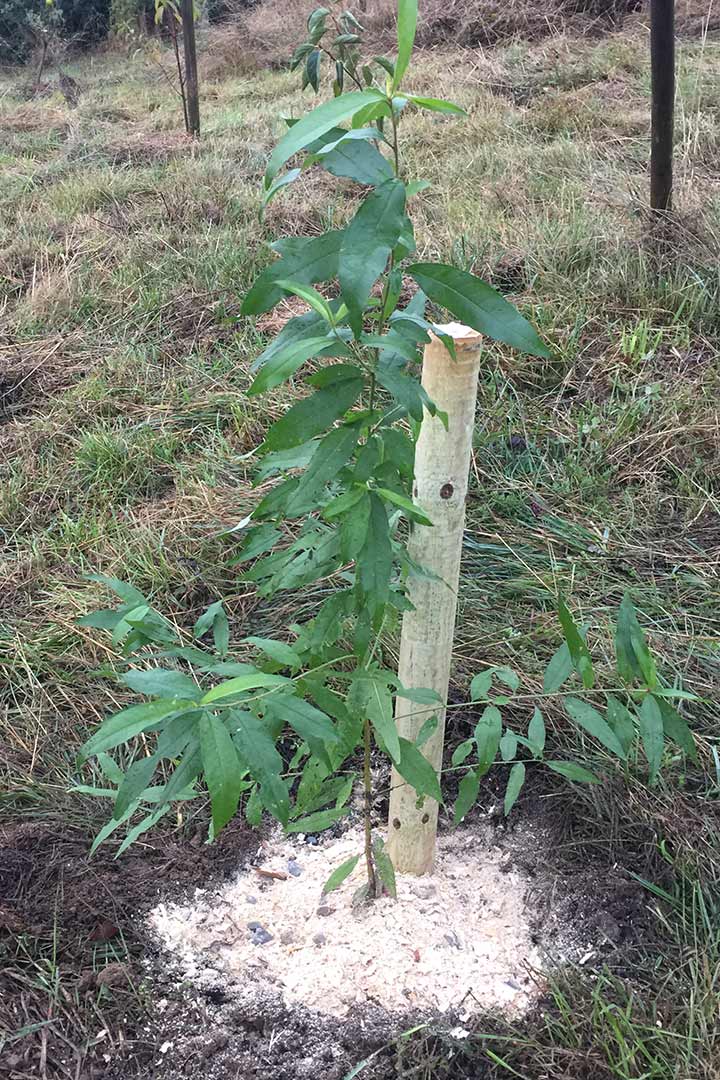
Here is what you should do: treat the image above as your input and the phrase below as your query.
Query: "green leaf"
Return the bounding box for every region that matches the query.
[228,523,282,565]
[243,636,301,669]
[356,492,392,616]
[453,769,480,824]
[261,168,301,210]
[265,91,381,184]
[557,599,594,689]
[78,695,180,764]
[113,754,158,819]
[194,600,230,658]
[242,231,344,317]
[201,672,289,704]
[275,279,336,324]
[375,359,434,422]
[469,671,493,701]
[376,486,432,526]
[199,712,243,832]
[494,666,520,692]
[86,574,146,606]
[323,854,361,894]
[396,737,442,801]
[263,366,364,451]
[230,710,289,824]
[266,695,339,769]
[305,48,321,92]
[564,697,627,760]
[121,668,200,701]
[499,730,518,763]
[286,806,349,833]
[543,642,573,693]
[407,263,550,357]
[474,705,503,773]
[366,677,400,762]
[339,179,407,337]
[606,694,636,756]
[616,593,657,688]
[372,836,397,898]
[657,698,697,761]
[392,0,417,91]
[285,424,360,517]
[339,491,372,561]
[315,134,393,186]
[546,760,599,784]
[248,334,353,396]
[415,713,438,748]
[637,694,664,785]
[406,94,465,115]
[452,739,474,767]
[504,762,525,815]
[527,707,546,757]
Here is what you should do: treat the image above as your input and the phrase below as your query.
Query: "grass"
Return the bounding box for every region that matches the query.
[1,16,720,1080]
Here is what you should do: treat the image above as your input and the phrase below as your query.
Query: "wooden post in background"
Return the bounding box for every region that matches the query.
[181,0,200,138]
[650,0,675,212]
[387,326,482,876]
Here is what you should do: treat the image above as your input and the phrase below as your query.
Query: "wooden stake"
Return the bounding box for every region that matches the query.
[181,0,200,138]
[387,325,482,876]
[650,0,675,212]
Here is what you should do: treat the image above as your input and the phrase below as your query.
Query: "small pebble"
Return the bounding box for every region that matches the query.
[305,835,319,846]
[246,895,257,905]
[247,921,262,931]
[312,932,326,946]
[287,859,303,877]
[280,930,296,945]
[251,927,274,946]
[316,905,334,917]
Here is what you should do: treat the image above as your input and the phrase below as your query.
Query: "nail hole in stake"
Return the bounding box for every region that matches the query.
[392,818,401,830]
[421,813,430,825]
[440,483,454,500]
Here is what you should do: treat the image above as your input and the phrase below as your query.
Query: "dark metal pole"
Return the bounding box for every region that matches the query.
[650,0,675,212]
[181,0,200,138]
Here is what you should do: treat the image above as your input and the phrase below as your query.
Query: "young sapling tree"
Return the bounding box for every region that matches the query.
[76,0,698,896]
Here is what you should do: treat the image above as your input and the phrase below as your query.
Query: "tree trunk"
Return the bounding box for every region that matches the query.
[387,326,482,876]
[650,0,675,212]
[181,0,200,138]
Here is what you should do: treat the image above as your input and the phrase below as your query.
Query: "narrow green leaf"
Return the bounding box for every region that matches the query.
[527,707,546,756]
[265,91,381,184]
[199,712,243,833]
[451,739,474,767]
[606,694,636,756]
[261,168,301,210]
[266,695,339,769]
[543,642,573,693]
[558,599,595,689]
[113,754,158,819]
[286,806,349,833]
[637,694,664,785]
[564,697,627,760]
[323,854,361,894]
[275,279,335,324]
[392,0,417,91]
[453,769,480,824]
[376,486,433,526]
[499,730,518,763]
[396,737,442,801]
[339,179,407,337]
[201,672,289,704]
[264,366,364,451]
[406,94,465,115]
[231,710,289,824]
[657,698,697,762]
[367,677,400,762]
[242,231,344,317]
[407,263,550,357]
[504,762,526,815]
[78,701,182,763]
[121,668,200,701]
[616,592,657,688]
[469,670,493,701]
[243,636,301,670]
[248,334,353,396]
[356,492,392,616]
[546,760,600,784]
[285,424,360,517]
[474,705,502,773]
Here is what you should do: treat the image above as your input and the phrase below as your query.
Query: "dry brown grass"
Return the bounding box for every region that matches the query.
[240,0,644,66]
